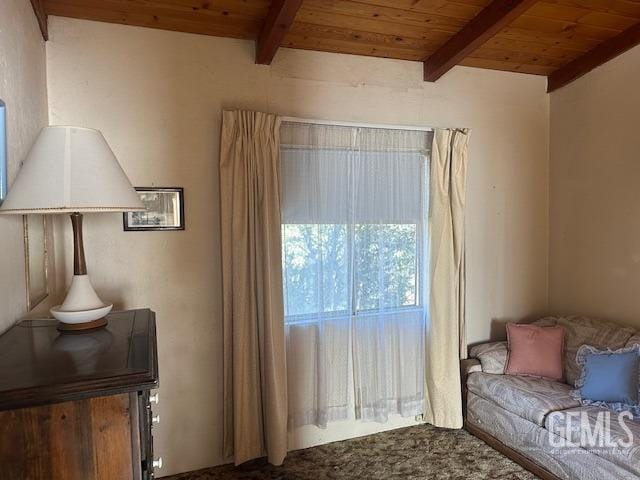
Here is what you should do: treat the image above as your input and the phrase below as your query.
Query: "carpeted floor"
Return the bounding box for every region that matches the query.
[163,425,538,479]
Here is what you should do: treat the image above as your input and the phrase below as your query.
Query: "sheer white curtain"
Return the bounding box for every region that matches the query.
[280,121,431,428]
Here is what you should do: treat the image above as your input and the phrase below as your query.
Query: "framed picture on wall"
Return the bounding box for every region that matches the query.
[123,187,185,231]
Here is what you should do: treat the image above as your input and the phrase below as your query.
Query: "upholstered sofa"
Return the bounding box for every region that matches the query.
[462,316,640,480]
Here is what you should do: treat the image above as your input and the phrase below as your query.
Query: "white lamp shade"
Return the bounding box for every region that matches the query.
[0,126,144,214]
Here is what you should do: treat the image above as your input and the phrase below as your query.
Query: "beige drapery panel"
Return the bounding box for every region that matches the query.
[424,128,470,429]
[220,110,288,466]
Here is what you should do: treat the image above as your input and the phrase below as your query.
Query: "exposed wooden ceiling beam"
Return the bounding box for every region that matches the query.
[30,0,48,41]
[423,0,537,82]
[547,22,640,93]
[256,0,304,65]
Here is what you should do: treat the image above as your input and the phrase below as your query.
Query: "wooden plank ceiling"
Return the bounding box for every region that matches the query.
[40,0,640,91]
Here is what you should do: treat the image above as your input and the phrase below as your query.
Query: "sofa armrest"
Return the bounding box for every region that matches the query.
[469,341,507,374]
[460,358,481,419]
[461,358,481,384]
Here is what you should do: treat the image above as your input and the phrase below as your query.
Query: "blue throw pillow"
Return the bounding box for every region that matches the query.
[573,344,640,417]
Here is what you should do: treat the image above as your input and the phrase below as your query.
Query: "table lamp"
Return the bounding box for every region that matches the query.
[0,126,144,331]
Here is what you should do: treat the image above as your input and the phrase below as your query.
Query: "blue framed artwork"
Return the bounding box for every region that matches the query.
[0,100,6,202]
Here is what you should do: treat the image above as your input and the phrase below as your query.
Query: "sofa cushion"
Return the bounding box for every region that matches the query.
[534,316,636,387]
[468,393,638,480]
[467,363,482,374]
[545,406,640,477]
[467,372,580,426]
[574,345,640,417]
[469,341,507,374]
[626,333,640,348]
[505,323,565,380]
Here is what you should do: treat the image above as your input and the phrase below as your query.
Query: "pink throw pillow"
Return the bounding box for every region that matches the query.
[505,323,565,381]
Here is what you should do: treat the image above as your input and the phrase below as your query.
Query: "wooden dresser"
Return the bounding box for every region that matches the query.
[0,309,160,480]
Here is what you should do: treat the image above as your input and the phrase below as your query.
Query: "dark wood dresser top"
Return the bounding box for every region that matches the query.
[0,308,158,411]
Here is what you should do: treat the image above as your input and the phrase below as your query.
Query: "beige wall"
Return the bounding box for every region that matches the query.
[550,45,640,328]
[46,16,549,476]
[0,0,50,332]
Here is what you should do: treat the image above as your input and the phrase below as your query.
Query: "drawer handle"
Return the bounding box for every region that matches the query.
[149,393,159,405]
[152,457,163,470]
[152,414,160,425]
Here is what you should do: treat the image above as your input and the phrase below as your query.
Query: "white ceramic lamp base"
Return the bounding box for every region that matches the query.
[51,274,112,331]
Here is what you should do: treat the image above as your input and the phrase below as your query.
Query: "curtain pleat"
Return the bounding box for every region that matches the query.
[220,110,288,466]
[424,128,470,429]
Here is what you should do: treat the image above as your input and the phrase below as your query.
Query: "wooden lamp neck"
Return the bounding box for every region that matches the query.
[70,212,87,276]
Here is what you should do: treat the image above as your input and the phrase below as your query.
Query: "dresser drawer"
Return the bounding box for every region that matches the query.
[0,394,135,479]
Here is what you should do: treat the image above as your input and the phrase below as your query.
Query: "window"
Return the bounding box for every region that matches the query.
[282,223,349,317]
[353,222,419,312]
[281,121,432,427]
[0,100,6,201]
[282,222,420,319]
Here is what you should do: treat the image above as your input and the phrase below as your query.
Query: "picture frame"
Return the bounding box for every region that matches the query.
[123,187,185,231]
[23,214,49,310]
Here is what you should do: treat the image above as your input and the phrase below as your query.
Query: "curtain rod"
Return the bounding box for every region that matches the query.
[280,116,434,133]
